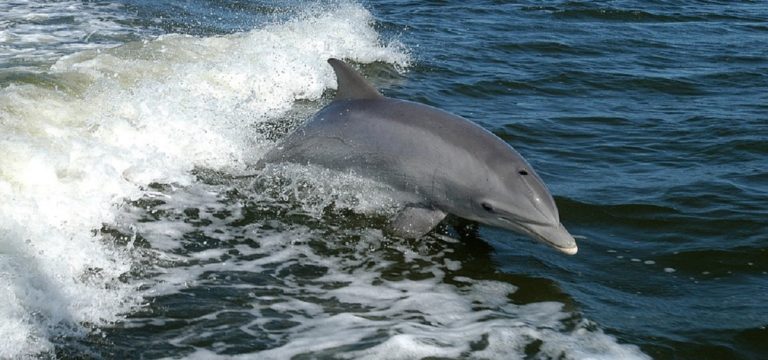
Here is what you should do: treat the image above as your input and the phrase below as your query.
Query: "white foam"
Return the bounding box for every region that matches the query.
[124,185,647,360]
[0,2,407,358]
[0,0,137,69]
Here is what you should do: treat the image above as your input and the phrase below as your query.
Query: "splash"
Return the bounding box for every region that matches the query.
[115,180,649,359]
[0,2,407,358]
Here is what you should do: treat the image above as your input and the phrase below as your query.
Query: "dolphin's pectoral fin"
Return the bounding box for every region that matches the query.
[388,206,446,238]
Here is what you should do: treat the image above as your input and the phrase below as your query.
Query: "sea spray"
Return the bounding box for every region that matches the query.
[0,3,407,357]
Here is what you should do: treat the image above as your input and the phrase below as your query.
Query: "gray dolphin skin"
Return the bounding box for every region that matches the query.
[260,59,578,255]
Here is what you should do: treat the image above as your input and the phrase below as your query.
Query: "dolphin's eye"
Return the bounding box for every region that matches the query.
[518,170,529,176]
[481,203,494,212]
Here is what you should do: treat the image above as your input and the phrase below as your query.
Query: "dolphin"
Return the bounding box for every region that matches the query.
[260,59,578,255]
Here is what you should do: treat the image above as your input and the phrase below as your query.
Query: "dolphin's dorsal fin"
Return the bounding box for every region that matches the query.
[328,58,383,101]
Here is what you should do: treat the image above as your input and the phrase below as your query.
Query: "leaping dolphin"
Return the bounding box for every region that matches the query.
[260,59,578,255]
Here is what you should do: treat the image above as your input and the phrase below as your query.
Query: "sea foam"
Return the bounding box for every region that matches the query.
[0,3,406,358]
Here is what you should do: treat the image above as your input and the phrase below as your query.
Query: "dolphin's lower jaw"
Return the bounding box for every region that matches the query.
[528,223,578,255]
[499,218,579,255]
[551,240,579,255]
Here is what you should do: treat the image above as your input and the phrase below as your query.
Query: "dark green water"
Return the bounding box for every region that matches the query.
[1,1,766,359]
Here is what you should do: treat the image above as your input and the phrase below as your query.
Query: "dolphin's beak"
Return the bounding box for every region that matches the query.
[525,222,579,255]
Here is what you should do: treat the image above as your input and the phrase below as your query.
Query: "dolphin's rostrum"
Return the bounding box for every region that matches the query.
[260,59,578,255]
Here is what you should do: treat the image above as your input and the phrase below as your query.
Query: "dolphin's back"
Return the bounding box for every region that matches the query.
[262,57,520,186]
[262,97,521,204]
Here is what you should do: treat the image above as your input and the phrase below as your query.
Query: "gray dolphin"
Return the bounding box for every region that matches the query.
[260,59,578,255]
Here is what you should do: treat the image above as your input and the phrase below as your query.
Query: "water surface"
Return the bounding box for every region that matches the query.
[0,1,766,359]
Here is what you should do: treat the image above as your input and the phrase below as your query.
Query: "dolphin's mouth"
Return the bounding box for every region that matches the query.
[550,242,578,255]
[498,217,579,255]
[498,214,550,227]
[526,222,578,255]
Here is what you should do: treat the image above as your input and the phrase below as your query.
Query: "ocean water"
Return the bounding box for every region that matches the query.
[0,0,765,359]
